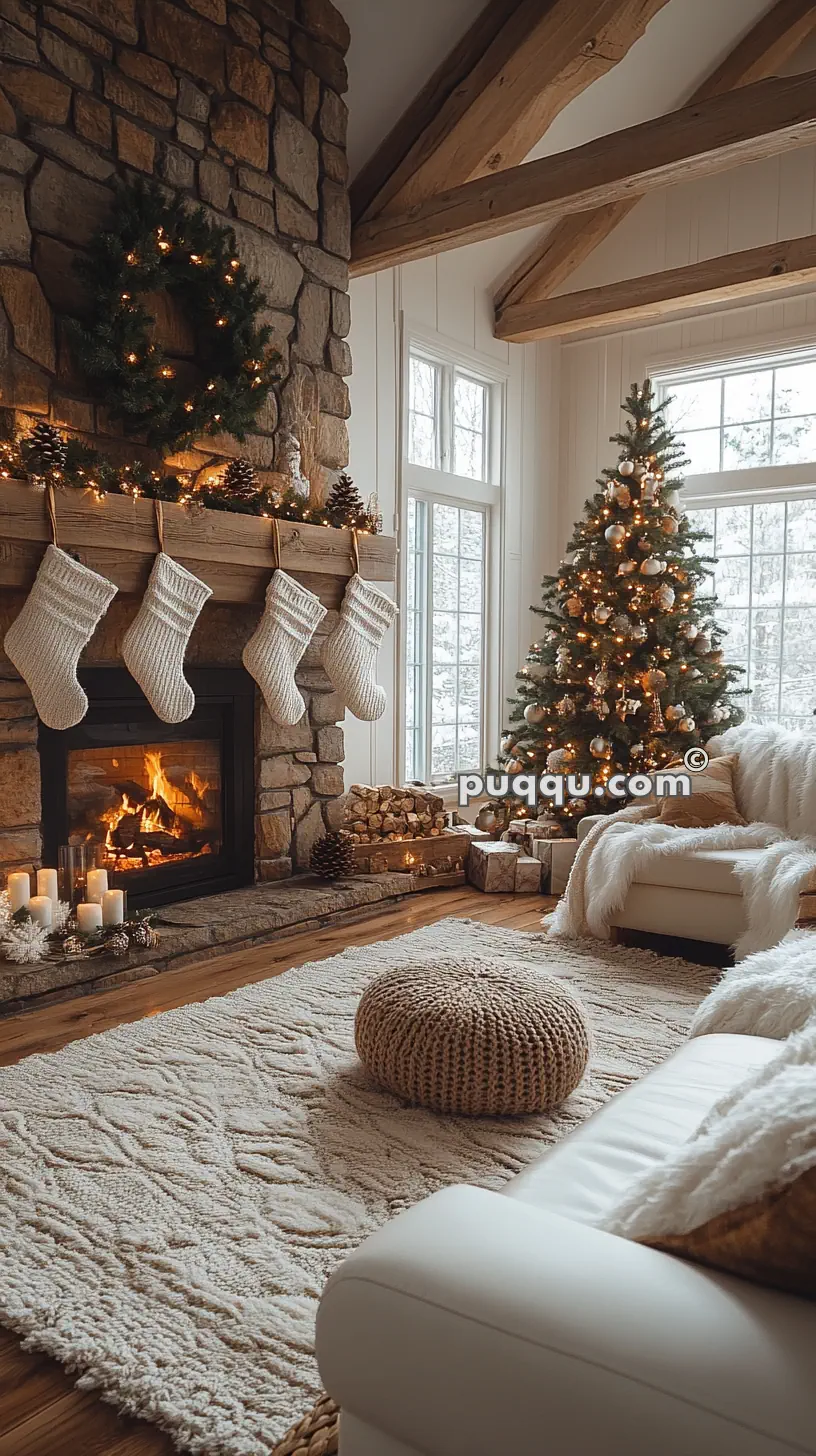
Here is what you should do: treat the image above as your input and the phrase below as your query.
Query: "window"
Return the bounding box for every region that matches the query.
[404,497,486,782]
[407,352,490,482]
[660,355,816,476]
[686,498,816,732]
[402,343,502,785]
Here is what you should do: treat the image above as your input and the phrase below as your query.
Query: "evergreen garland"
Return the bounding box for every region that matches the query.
[0,412,382,531]
[70,178,281,453]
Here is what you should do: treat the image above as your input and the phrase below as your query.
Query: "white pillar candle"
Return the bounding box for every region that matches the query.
[76,901,103,933]
[7,871,30,913]
[101,889,125,926]
[86,868,109,904]
[28,895,52,929]
[36,867,59,902]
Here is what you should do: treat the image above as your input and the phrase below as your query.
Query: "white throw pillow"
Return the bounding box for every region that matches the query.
[690,929,816,1040]
[604,1018,816,1241]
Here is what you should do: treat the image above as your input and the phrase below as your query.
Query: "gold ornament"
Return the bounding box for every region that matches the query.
[556,695,576,717]
[564,596,582,617]
[591,696,611,718]
[640,556,664,576]
[664,703,685,722]
[629,621,647,642]
[605,523,626,545]
[524,703,546,725]
[617,559,637,575]
[547,747,574,772]
[656,583,675,609]
[593,670,611,694]
[661,514,679,534]
[678,716,696,733]
[506,758,524,773]
[500,734,516,754]
[593,603,613,624]
[613,484,631,507]
[589,735,612,758]
[642,667,667,691]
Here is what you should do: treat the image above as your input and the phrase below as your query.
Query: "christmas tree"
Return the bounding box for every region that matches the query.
[501,380,745,826]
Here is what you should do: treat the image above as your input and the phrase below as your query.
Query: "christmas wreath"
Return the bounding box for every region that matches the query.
[70,179,281,454]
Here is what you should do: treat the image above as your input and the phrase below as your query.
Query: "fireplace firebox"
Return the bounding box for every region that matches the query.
[40,669,255,908]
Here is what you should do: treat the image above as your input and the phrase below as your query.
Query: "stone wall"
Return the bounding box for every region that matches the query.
[0,0,352,479]
[0,593,345,883]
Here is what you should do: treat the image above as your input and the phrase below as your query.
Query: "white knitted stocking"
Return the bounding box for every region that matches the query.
[322,574,397,721]
[122,553,212,724]
[243,570,327,726]
[3,544,118,730]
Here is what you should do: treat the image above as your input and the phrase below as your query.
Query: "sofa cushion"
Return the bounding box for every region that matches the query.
[658,754,746,827]
[634,846,768,896]
[503,1034,778,1227]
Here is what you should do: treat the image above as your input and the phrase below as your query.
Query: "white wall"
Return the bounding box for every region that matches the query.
[345,239,559,789]
[556,144,816,527]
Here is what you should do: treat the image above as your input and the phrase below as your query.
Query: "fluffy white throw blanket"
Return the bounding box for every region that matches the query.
[548,723,816,959]
[604,1018,816,1239]
[690,930,816,1040]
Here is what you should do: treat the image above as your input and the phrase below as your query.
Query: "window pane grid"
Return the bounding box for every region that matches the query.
[662,361,816,474]
[405,495,486,783]
[688,500,816,730]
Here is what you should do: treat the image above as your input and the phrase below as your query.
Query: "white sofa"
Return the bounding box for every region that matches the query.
[575,813,760,945]
[316,1032,816,1455]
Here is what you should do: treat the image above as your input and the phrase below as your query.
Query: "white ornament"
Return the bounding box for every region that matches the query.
[506,758,524,773]
[661,514,679,535]
[524,703,546,725]
[590,735,611,758]
[593,603,613,624]
[500,734,516,754]
[619,459,635,477]
[694,634,711,655]
[591,696,611,718]
[640,556,663,576]
[664,489,680,511]
[630,621,647,641]
[679,621,698,641]
[617,559,637,576]
[640,473,657,503]
[547,748,574,772]
[678,716,696,733]
[656,583,675,610]
[1,916,50,965]
[605,523,626,545]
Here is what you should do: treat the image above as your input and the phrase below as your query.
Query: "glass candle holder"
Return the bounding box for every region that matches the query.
[58,844,90,909]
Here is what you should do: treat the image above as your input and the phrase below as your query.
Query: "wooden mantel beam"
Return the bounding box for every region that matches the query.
[494,0,816,313]
[350,70,816,276]
[494,235,816,342]
[351,0,671,225]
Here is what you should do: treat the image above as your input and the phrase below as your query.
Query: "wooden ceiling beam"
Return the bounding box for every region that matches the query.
[495,0,816,312]
[351,70,816,276]
[494,234,816,342]
[351,0,671,225]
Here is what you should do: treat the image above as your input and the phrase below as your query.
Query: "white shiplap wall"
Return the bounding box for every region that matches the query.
[345,241,559,788]
[557,144,816,530]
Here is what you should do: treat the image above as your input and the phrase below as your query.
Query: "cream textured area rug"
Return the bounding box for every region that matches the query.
[0,918,712,1455]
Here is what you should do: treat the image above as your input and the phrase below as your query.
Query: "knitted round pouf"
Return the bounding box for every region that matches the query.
[354,956,590,1116]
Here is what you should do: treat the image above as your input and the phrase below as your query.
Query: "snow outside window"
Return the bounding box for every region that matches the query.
[403,347,497,785]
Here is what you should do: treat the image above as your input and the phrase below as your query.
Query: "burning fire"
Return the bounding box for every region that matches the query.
[101,750,216,870]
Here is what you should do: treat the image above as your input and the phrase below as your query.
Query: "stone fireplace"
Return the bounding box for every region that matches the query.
[0,591,347,896]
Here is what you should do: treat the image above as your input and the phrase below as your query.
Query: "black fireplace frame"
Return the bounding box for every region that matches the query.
[39,667,255,909]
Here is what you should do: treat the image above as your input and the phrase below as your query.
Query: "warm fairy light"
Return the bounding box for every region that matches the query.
[126,252,137,265]
[216,316,228,327]
[127,352,138,364]
[184,401,194,412]
[230,259,239,270]
[159,365,175,379]
[206,381,216,391]
[190,254,202,264]
[224,273,235,285]
[121,292,131,301]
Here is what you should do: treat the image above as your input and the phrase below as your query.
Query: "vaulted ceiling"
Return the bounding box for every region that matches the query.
[335,0,816,339]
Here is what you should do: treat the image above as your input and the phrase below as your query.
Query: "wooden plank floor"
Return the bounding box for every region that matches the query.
[0,887,554,1455]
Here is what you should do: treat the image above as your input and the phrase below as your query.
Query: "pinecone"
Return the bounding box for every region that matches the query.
[310,832,355,881]
[129,919,158,949]
[325,472,365,528]
[62,935,86,956]
[221,456,258,501]
[26,421,67,473]
[105,930,131,956]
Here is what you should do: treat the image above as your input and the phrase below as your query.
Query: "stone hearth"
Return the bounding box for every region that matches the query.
[0,873,415,1017]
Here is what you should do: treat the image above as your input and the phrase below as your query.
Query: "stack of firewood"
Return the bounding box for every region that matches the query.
[343,784,448,843]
